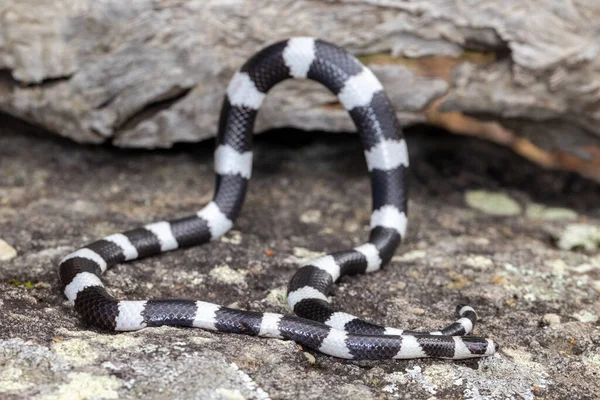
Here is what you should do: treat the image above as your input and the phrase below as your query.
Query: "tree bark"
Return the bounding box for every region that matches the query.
[1,0,599,180]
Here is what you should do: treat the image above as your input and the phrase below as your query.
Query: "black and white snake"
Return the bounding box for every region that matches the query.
[59,38,497,360]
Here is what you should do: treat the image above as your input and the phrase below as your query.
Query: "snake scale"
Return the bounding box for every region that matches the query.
[59,37,497,360]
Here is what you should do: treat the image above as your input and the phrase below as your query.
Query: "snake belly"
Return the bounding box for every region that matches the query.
[59,37,497,360]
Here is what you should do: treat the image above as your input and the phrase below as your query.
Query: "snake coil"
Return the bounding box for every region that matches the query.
[59,38,497,360]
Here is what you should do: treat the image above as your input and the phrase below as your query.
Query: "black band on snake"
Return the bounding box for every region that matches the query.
[59,37,497,360]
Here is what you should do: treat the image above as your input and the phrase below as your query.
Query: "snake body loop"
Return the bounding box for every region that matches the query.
[59,38,497,360]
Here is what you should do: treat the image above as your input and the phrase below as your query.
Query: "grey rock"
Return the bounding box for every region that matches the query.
[542,313,561,327]
[2,118,600,398]
[0,239,17,261]
[0,0,599,174]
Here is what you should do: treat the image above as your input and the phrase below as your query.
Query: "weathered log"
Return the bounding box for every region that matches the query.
[1,0,599,180]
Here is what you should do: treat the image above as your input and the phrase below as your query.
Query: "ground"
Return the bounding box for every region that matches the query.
[1,114,599,399]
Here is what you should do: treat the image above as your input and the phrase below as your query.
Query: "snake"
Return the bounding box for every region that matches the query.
[59,37,497,360]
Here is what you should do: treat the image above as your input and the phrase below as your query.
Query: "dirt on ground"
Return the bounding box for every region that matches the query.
[1,114,599,399]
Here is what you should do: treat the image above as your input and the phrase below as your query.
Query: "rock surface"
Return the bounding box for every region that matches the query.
[1,0,600,180]
[1,116,600,399]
